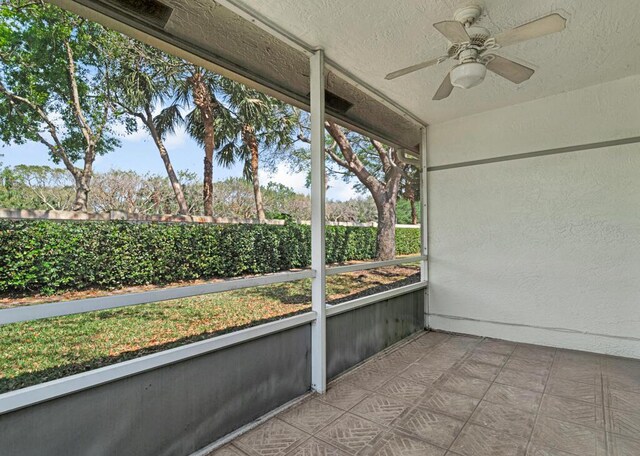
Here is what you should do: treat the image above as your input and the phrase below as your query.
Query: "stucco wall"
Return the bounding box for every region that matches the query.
[427,75,640,358]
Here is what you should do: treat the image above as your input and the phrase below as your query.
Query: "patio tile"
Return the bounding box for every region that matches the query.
[465,350,509,367]
[545,377,602,404]
[604,386,640,412]
[504,357,552,377]
[365,357,411,374]
[435,372,492,399]
[393,406,465,448]
[279,399,344,434]
[315,413,384,455]
[525,444,578,455]
[319,382,370,411]
[603,372,640,394]
[235,419,309,456]
[376,377,430,404]
[454,359,501,381]
[412,332,450,348]
[469,400,536,439]
[387,346,426,364]
[450,423,528,456]
[538,395,604,429]
[511,345,556,363]
[342,367,393,391]
[530,417,606,456]
[428,344,470,358]
[555,350,602,365]
[284,438,346,456]
[605,407,640,439]
[495,368,547,393]
[476,339,517,355]
[550,365,601,385]
[441,335,482,350]
[398,364,446,386]
[416,353,460,371]
[555,360,601,372]
[419,389,480,420]
[207,444,249,456]
[603,356,640,372]
[350,393,410,426]
[359,429,446,456]
[484,383,542,413]
[606,433,640,456]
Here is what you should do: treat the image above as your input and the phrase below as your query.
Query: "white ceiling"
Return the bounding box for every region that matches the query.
[233,0,640,124]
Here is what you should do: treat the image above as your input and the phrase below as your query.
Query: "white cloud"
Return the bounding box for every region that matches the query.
[163,127,188,149]
[112,119,148,142]
[326,177,359,202]
[260,165,360,202]
[260,164,309,195]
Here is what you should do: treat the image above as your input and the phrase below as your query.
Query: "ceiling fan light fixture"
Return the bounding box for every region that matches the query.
[450,61,486,89]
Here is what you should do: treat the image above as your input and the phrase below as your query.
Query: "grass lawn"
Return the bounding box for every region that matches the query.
[0,264,419,393]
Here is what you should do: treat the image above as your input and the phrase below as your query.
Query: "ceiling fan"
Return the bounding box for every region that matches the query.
[385,5,567,100]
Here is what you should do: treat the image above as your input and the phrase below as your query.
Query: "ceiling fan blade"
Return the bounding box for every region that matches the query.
[385,56,448,80]
[494,13,566,48]
[433,20,470,43]
[433,72,454,100]
[486,55,534,84]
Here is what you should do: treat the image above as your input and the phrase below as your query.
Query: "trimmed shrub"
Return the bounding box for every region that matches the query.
[395,227,421,256]
[0,220,420,295]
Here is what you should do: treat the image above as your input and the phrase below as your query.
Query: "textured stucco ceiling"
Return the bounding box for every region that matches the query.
[57,0,423,149]
[232,0,640,124]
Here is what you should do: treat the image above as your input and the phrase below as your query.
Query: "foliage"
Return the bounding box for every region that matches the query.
[0,165,386,222]
[0,219,420,295]
[213,78,296,177]
[396,198,421,225]
[0,264,419,392]
[395,227,421,255]
[0,1,121,209]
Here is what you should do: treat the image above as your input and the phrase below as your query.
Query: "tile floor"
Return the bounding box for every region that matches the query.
[209,332,640,456]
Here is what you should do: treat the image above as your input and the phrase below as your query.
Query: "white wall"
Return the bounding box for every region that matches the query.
[427,75,640,358]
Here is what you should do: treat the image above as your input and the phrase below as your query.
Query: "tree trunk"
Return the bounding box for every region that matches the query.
[71,144,96,212]
[145,110,190,215]
[376,198,397,261]
[242,124,266,222]
[410,198,418,224]
[188,70,216,217]
[72,176,90,211]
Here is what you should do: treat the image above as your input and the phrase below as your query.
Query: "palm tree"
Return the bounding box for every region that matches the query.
[173,67,222,216]
[211,79,296,221]
[109,37,190,215]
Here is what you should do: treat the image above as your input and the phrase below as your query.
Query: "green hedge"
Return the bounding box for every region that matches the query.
[0,220,421,295]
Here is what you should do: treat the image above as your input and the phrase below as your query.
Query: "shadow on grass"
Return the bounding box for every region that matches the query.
[328,272,419,305]
[1,273,421,393]
[0,309,310,394]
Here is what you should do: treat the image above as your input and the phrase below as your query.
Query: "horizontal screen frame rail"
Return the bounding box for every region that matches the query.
[326,255,426,276]
[0,269,315,326]
[0,311,317,415]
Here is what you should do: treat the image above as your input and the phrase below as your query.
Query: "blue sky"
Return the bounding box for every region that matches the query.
[1,125,359,201]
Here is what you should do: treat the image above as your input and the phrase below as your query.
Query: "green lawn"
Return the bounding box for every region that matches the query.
[0,265,419,392]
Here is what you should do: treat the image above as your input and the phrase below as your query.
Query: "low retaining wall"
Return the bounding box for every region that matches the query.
[327,289,424,379]
[0,289,425,456]
[0,208,419,228]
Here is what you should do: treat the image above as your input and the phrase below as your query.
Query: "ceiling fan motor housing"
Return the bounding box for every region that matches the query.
[447,25,490,57]
[450,61,487,89]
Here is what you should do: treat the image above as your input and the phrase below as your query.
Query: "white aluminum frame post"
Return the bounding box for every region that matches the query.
[310,49,327,393]
[420,127,429,328]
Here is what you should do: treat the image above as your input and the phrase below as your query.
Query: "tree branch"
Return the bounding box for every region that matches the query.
[325,121,384,198]
[371,139,392,173]
[0,82,79,177]
[64,40,93,147]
